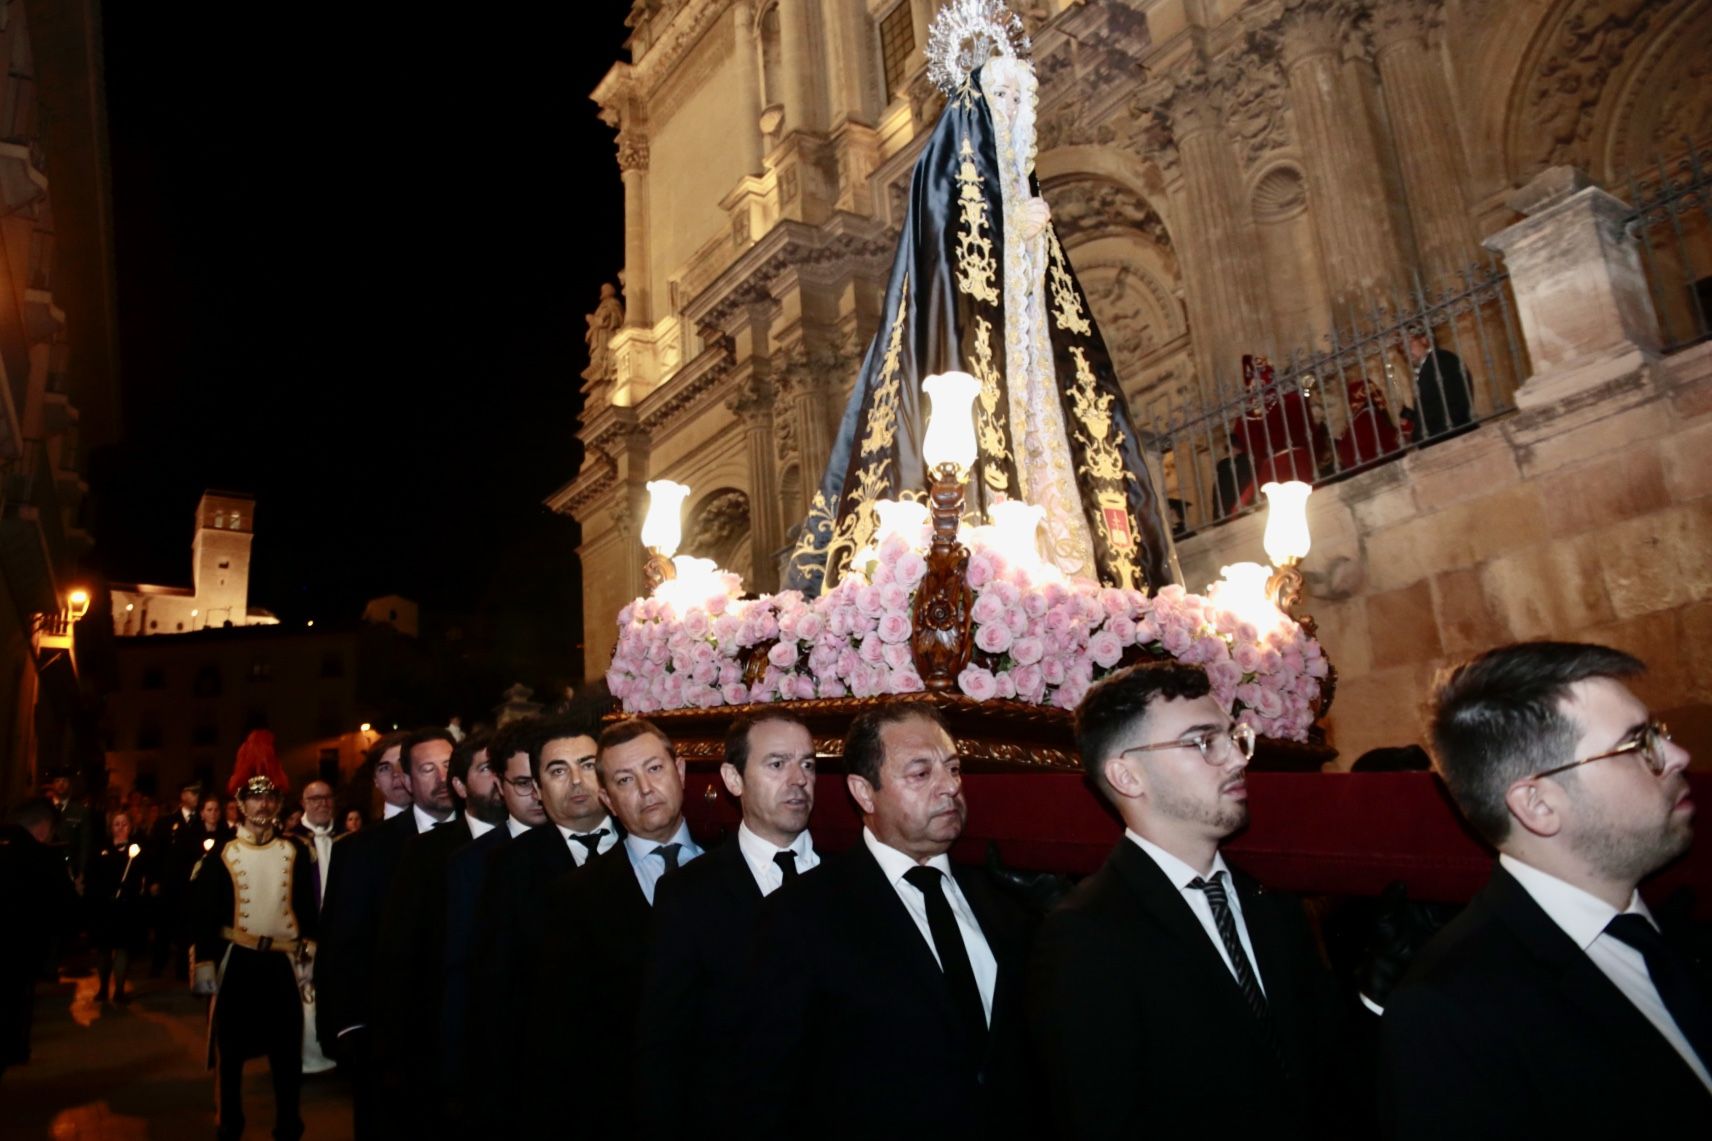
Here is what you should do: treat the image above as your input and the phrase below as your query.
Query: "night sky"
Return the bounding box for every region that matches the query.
[89,5,635,680]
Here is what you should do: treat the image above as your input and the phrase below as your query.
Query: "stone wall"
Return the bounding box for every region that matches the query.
[1178,336,1712,772]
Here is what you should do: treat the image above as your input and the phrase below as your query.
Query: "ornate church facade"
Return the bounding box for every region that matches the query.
[550,0,1712,687]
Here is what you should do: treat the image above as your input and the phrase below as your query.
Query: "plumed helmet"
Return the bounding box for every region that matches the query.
[240,774,280,800]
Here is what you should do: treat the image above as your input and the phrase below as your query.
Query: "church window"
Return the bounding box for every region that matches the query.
[759,3,782,109]
[213,511,225,529]
[878,2,914,100]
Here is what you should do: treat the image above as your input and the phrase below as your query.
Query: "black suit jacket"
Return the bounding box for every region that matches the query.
[374,816,471,1082]
[1029,839,1353,1140]
[737,840,1037,1139]
[531,842,655,1136]
[1382,865,1712,1138]
[441,822,510,1084]
[638,837,790,1139]
[472,823,575,1081]
[314,808,418,1047]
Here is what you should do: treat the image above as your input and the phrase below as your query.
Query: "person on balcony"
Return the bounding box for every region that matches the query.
[1400,330,1473,443]
[1224,354,1330,509]
[1382,643,1707,1136]
[1333,373,1403,472]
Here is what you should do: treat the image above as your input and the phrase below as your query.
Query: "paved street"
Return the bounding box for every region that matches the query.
[0,968,351,1140]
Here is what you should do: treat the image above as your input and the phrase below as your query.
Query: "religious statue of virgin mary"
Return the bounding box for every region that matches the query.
[782,0,1177,596]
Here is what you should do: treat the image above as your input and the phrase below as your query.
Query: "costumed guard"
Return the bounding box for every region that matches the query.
[783,0,1177,596]
[1226,353,1329,506]
[191,775,318,1141]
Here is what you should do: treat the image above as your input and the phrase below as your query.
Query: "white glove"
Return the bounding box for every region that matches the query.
[191,961,218,996]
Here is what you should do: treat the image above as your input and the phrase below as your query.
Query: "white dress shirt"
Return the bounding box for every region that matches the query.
[463,811,495,841]
[383,801,405,820]
[1127,830,1266,995]
[505,815,533,839]
[736,821,819,896]
[622,820,703,905]
[412,805,450,833]
[1501,854,1712,1091]
[557,815,621,867]
[302,820,334,903]
[863,828,998,1025]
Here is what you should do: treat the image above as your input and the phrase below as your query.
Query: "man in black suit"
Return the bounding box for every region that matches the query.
[1383,642,1709,1135]
[473,716,616,1131]
[313,730,419,1138]
[533,717,701,1135]
[375,728,494,1129]
[1402,329,1473,442]
[1030,661,1351,1140]
[149,779,204,976]
[637,711,820,1138]
[1,798,77,1076]
[738,702,1035,1139]
[441,717,543,1095]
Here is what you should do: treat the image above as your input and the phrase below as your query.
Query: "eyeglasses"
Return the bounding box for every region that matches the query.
[1531,720,1673,780]
[504,777,538,793]
[1121,722,1257,765]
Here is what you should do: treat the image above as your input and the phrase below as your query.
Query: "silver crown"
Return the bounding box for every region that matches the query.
[925,0,1031,97]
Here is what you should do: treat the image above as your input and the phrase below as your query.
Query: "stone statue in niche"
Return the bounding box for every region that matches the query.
[582,282,625,384]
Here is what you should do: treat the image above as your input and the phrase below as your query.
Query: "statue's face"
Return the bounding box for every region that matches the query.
[982,59,1029,126]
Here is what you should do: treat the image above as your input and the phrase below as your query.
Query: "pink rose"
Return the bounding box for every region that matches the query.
[859,633,885,663]
[1259,648,1283,675]
[958,665,998,702]
[1187,635,1226,666]
[967,550,997,588]
[877,610,912,645]
[808,643,841,675]
[1306,656,1329,679]
[878,582,911,612]
[617,603,635,627]
[995,671,1017,700]
[970,592,1006,627]
[768,642,799,669]
[836,648,860,678]
[882,642,913,671]
[975,621,1014,655]
[681,609,710,639]
[1042,657,1066,686]
[818,678,848,699]
[1011,636,1044,666]
[1089,630,1124,668]
[889,667,925,694]
[721,682,749,705]
[1252,686,1285,720]
[855,586,883,616]
[894,551,928,588]
[1207,659,1243,693]
[1161,625,1192,656]
[1012,663,1045,703]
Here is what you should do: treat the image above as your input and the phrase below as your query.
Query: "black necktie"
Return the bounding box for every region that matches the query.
[773,850,799,882]
[901,865,988,1052]
[1189,871,1270,1022]
[1605,913,1712,1070]
[569,829,606,859]
[652,842,681,872]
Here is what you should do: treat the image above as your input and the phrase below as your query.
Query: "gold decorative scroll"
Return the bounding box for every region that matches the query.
[970,315,1011,492]
[955,137,1000,306]
[1046,229,1091,336]
[858,275,911,457]
[1066,346,1125,482]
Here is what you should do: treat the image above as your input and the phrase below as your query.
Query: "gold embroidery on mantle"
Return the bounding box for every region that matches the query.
[858,275,911,457]
[1094,489,1140,592]
[786,488,836,582]
[1066,346,1125,482]
[1046,229,1091,336]
[970,315,1010,492]
[824,461,892,584]
[954,138,999,306]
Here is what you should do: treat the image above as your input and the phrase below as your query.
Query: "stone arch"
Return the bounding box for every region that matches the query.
[1245,158,1333,352]
[1499,0,1709,187]
[683,487,753,584]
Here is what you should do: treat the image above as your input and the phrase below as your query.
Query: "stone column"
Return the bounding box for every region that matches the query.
[1371,0,1477,286]
[822,0,872,124]
[617,131,651,327]
[733,2,764,175]
[727,372,782,592]
[1483,167,1662,408]
[1279,0,1415,311]
[776,0,824,135]
[1151,66,1276,390]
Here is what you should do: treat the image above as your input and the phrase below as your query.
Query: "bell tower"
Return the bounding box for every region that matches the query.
[191,491,254,628]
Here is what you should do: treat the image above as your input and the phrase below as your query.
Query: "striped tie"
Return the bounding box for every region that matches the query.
[1189,871,1270,1023]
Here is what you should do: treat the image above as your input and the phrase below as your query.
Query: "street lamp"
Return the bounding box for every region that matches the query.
[912,372,983,692]
[641,479,691,593]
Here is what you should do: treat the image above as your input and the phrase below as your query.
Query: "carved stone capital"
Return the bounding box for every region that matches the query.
[609,496,636,541]
[1368,0,1444,56]
[725,373,777,421]
[1279,0,1352,70]
[1215,31,1290,169]
[616,131,650,173]
[1139,62,1224,143]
